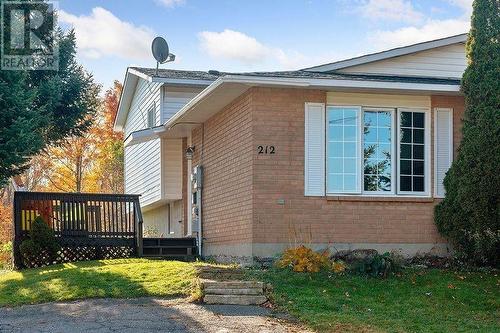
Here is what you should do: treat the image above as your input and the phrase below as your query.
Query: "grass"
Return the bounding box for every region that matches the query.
[0,258,198,307]
[250,268,500,333]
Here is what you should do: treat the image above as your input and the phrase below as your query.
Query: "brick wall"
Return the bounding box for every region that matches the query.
[191,90,254,248]
[192,87,465,258]
[251,88,465,248]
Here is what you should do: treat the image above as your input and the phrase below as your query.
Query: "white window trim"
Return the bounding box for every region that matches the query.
[361,107,396,195]
[433,108,453,198]
[325,106,362,195]
[321,105,432,198]
[396,107,431,197]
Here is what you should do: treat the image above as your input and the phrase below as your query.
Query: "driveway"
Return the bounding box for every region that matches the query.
[0,298,311,333]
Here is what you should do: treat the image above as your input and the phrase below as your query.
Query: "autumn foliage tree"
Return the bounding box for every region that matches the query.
[40,81,124,193]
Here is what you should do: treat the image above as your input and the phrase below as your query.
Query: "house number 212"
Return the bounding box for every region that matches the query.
[257,145,275,154]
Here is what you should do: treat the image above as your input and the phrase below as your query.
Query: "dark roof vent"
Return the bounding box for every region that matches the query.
[208,70,220,76]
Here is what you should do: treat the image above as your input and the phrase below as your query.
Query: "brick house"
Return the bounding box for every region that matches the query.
[114,34,467,262]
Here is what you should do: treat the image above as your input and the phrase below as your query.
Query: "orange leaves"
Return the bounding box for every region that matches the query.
[277,245,331,273]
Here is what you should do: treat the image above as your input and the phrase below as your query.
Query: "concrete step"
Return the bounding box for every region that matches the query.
[204,294,267,305]
[204,287,263,295]
[201,280,264,290]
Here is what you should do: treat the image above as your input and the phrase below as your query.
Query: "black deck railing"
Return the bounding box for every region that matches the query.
[13,191,143,268]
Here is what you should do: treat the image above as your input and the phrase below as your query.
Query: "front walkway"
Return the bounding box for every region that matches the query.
[0,298,310,333]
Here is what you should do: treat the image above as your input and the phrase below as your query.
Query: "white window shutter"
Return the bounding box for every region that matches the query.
[304,103,325,196]
[434,108,453,198]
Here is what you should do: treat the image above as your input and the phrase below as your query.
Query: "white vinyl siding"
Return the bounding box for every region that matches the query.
[124,79,161,137]
[123,79,162,206]
[162,86,204,123]
[338,44,466,79]
[162,138,183,200]
[304,103,325,196]
[434,108,453,198]
[124,139,162,205]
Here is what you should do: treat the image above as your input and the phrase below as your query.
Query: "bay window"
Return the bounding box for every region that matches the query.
[324,105,429,196]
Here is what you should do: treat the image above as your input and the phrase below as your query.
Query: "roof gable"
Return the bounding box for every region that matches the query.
[303,34,467,77]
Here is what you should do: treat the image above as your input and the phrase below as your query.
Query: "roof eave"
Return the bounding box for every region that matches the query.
[125,75,460,146]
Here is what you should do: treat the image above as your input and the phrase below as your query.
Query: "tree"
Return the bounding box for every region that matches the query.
[0,1,100,186]
[435,0,500,266]
[34,81,124,193]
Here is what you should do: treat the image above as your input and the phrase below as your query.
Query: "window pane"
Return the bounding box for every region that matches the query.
[327,107,361,193]
[344,158,357,173]
[363,109,393,192]
[364,127,377,143]
[413,145,424,159]
[344,175,357,191]
[400,160,411,175]
[329,158,343,173]
[329,174,343,191]
[413,176,424,192]
[344,142,357,158]
[364,175,377,191]
[401,112,412,127]
[330,126,343,141]
[413,112,424,128]
[344,110,357,125]
[378,112,392,127]
[401,128,412,143]
[400,176,412,191]
[344,126,357,141]
[413,161,424,175]
[413,129,424,144]
[401,144,411,159]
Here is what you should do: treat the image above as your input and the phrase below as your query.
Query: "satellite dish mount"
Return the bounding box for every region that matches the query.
[151,37,176,75]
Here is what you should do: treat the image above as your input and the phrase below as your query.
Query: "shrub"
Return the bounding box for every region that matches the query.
[434,0,500,267]
[331,260,347,274]
[19,216,60,263]
[350,252,402,278]
[277,245,330,273]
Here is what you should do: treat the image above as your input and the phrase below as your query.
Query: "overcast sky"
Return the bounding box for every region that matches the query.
[57,0,472,90]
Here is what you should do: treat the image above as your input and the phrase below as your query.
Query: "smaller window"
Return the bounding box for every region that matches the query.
[147,107,155,128]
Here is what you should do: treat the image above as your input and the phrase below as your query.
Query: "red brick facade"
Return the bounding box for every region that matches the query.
[190,87,465,260]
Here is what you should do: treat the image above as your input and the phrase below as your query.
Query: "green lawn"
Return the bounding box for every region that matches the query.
[0,259,197,307]
[250,268,500,333]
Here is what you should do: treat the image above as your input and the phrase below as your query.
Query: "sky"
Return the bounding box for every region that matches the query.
[56,0,473,90]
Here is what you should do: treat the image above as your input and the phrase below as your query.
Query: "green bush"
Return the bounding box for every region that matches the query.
[350,252,402,278]
[434,0,500,267]
[19,216,60,263]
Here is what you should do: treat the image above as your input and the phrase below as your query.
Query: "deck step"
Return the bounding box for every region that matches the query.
[204,294,267,305]
[202,280,264,289]
[204,287,263,295]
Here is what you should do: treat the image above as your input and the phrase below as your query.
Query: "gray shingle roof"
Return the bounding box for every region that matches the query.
[130,67,460,86]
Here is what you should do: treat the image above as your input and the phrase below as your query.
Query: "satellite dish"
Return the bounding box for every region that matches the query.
[151,37,170,63]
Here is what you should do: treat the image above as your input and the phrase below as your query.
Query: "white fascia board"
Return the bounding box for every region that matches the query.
[151,77,214,86]
[114,70,139,132]
[124,126,166,147]
[163,75,460,129]
[304,34,468,72]
[128,68,154,82]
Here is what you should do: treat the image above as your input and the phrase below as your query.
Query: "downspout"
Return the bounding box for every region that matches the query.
[197,123,205,257]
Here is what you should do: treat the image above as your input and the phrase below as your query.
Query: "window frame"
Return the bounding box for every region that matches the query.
[325,105,362,195]
[396,107,431,197]
[323,104,431,198]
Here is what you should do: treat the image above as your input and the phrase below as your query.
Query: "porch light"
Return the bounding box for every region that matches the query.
[185,146,195,160]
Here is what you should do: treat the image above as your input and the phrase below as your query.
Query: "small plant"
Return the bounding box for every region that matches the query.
[19,216,60,264]
[331,260,347,274]
[350,252,402,278]
[143,225,161,238]
[277,245,330,273]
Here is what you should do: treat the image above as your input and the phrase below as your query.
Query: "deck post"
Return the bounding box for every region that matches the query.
[12,192,22,269]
